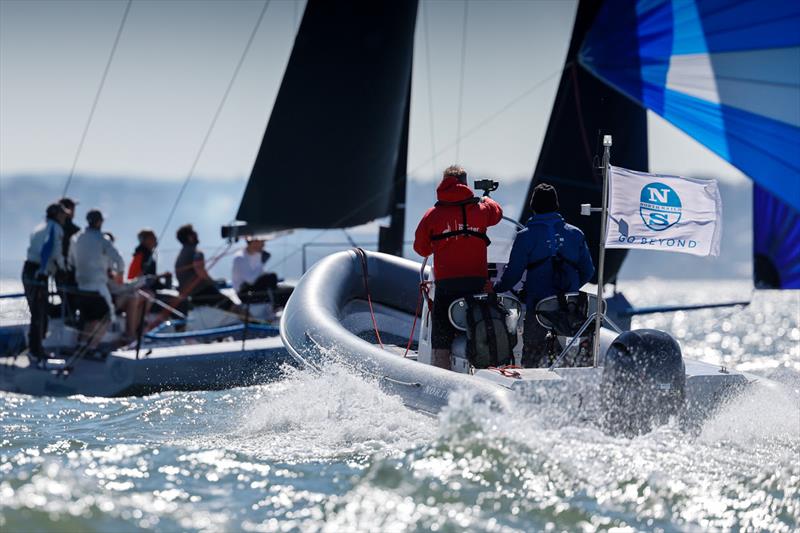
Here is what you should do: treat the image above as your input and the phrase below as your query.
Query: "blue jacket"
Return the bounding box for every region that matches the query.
[494,212,594,307]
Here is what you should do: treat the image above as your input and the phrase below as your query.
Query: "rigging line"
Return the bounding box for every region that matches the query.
[268,67,563,271]
[423,0,437,177]
[62,0,133,196]
[269,67,567,271]
[455,0,469,162]
[409,66,565,177]
[158,0,271,243]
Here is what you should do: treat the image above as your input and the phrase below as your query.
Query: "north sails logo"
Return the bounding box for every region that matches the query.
[640,182,681,231]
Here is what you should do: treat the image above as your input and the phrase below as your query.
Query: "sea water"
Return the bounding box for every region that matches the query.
[1,281,798,532]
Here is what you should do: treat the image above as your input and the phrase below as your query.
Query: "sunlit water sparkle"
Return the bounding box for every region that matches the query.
[1,280,798,532]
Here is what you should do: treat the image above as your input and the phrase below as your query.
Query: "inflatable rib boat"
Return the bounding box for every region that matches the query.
[281,248,759,433]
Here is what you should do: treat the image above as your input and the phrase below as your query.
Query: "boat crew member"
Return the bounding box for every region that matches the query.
[58,197,81,254]
[175,224,236,311]
[231,236,278,304]
[413,165,503,369]
[69,209,128,349]
[55,197,80,321]
[22,203,68,360]
[128,228,171,289]
[493,183,594,367]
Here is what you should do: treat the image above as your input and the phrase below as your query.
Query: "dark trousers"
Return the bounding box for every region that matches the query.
[431,277,487,350]
[55,268,79,323]
[191,284,235,311]
[238,273,278,304]
[522,310,549,368]
[22,261,48,357]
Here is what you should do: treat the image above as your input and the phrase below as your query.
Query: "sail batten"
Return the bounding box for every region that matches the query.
[236,0,418,233]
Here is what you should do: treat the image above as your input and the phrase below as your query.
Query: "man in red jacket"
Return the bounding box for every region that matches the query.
[414,165,503,369]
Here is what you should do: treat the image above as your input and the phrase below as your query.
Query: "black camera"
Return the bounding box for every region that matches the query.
[474,179,499,196]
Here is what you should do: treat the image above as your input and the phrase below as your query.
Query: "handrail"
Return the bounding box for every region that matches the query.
[143,321,278,341]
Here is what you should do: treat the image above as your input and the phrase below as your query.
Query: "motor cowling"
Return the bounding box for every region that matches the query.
[600,329,685,436]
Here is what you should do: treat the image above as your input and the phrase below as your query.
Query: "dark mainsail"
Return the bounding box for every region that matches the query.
[522,0,648,285]
[236,0,418,234]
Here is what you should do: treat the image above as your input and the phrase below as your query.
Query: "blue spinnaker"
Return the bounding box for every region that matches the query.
[580,0,800,288]
[579,0,800,212]
[754,185,800,289]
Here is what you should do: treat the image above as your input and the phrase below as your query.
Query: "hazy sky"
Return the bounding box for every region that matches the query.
[0,0,749,185]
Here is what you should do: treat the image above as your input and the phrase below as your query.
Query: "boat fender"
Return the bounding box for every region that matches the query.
[600,329,685,436]
[462,294,515,369]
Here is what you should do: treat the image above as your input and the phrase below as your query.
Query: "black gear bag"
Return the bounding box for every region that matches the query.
[463,294,516,368]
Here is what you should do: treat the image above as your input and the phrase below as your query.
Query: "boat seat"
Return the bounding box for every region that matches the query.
[534,292,603,337]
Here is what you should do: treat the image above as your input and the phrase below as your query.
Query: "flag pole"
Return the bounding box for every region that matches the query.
[593,135,612,367]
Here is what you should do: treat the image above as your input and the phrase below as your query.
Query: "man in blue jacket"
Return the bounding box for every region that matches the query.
[493,183,594,367]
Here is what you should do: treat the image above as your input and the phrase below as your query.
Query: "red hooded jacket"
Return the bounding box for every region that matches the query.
[413,177,503,280]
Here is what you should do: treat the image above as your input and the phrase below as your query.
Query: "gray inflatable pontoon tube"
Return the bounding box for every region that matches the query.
[280,249,515,414]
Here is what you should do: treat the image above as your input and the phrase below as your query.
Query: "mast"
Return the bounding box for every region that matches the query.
[378,81,412,257]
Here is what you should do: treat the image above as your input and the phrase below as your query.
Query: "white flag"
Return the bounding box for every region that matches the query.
[606,166,722,257]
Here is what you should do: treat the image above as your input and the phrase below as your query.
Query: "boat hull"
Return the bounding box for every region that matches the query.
[0,337,293,397]
[281,250,759,426]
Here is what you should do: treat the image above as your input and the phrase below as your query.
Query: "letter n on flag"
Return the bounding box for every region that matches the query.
[605,166,722,257]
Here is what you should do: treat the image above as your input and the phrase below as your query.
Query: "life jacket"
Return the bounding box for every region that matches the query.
[430,197,491,246]
[463,294,515,368]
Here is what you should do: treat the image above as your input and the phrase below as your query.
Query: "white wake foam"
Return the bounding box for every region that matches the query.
[228,363,436,461]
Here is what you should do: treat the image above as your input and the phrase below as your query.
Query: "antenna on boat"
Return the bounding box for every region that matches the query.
[549,135,622,372]
[573,135,613,367]
[592,135,613,367]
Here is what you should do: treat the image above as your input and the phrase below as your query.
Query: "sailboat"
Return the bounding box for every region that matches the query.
[272,0,796,433]
[0,1,307,396]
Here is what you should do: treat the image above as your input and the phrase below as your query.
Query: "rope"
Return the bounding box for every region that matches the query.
[354,248,384,349]
[455,0,469,162]
[62,0,133,196]
[254,64,565,275]
[403,280,433,357]
[265,68,565,273]
[158,0,271,243]
[488,365,523,379]
[409,67,564,177]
